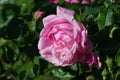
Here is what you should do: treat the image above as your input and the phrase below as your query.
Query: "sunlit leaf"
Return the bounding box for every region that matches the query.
[86,75,95,80]
[0,38,7,47]
[0,16,13,29]
[115,49,120,66]
[102,68,108,78]
[97,8,113,31]
[105,9,113,26]
[105,57,113,68]
[51,68,74,79]
[109,27,118,38]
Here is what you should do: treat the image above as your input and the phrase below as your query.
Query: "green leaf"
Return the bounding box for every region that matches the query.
[0,0,10,4]
[102,68,108,77]
[0,48,4,57]
[83,7,101,18]
[0,10,4,24]
[105,57,113,68]
[0,38,7,47]
[17,61,34,79]
[34,75,59,80]
[17,0,34,14]
[105,9,113,26]
[97,9,107,30]
[59,0,64,4]
[17,0,33,5]
[86,75,95,80]
[115,49,120,66]
[7,41,19,54]
[0,16,13,29]
[33,56,39,65]
[97,8,113,31]
[25,61,33,75]
[109,27,118,38]
[0,0,17,4]
[51,68,74,79]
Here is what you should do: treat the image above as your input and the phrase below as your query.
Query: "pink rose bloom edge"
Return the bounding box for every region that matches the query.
[38,6,101,69]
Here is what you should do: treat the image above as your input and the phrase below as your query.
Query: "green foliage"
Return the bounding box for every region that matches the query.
[0,0,120,80]
[97,8,113,31]
[115,49,120,67]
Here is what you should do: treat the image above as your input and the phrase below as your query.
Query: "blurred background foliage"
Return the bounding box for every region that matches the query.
[0,0,120,80]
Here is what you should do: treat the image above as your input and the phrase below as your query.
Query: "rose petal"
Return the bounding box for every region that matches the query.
[48,0,58,4]
[81,0,94,4]
[38,6,101,68]
[57,6,75,23]
[65,0,79,3]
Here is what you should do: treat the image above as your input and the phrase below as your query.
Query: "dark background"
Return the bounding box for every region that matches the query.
[0,0,120,80]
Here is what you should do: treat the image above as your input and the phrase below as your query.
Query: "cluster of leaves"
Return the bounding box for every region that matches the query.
[0,0,120,80]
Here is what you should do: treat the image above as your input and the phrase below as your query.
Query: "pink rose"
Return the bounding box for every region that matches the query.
[35,11,43,19]
[65,0,79,3]
[81,0,94,4]
[38,6,101,69]
[48,0,58,4]
[65,0,94,4]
